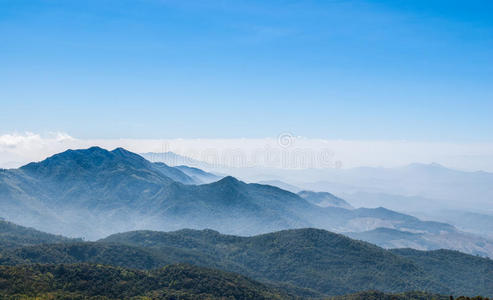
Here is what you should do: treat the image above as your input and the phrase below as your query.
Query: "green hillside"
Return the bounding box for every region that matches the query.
[0,263,291,300]
[0,219,77,250]
[390,248,493,296]
[101,228,449,296]
[1,226,492,297]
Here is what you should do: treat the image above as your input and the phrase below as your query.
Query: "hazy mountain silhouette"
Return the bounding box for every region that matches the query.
[258,180,302,193]
[1,147,492,257]
[298,190,354,209]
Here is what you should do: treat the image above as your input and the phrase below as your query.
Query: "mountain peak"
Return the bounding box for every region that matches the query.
[216,176,241,185]
[86,146,107,152]
[111,147,127,152]
[21,147,109,171]
[19,146,153,178]
[111,147,132,155]
[111,147,148,162]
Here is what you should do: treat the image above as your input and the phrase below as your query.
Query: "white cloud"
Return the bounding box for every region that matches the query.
[1,132,493,172]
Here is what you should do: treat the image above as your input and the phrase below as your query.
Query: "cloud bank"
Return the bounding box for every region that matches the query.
[1,132,493,172]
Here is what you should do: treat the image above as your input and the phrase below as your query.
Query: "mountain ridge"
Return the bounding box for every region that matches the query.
[1,147,492,258]
[97,227,492,296]
[2,222,492,297]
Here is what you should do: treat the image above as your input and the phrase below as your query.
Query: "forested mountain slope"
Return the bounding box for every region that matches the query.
[101,228,493,296]
[0,219,77,250]
[0,263,291,300]
[1,226,492,297]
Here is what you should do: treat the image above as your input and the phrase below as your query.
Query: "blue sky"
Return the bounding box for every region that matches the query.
[1,0,492,141]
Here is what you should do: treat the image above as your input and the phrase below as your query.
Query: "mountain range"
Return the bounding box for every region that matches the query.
[0,147,492,258]
[142,151,493,212]
[1,220,492,297]
[252,163,493,211]
[141,151,493,239]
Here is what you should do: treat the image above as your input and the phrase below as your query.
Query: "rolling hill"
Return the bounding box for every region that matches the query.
[0,219,77,250]
[1,225,492,297]
[100,228,493,296]
[390,248,493,296]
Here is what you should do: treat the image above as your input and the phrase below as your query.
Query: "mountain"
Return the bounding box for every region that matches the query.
[0,263,291,300]
[0,219,77,250]
[348,227,493,257]
[411,210,493,239]
[390,248,493,296]
[0,147,319,238]
[258,180,302,193]
[287,163,493,212]
[348,227,429,248]
[152,162,197,184]
[175,165,222,184]
[137,153,493,217]
[20,146,205,186]
[1,242,168,269]
[298,190,354,209]
[337,192,493,244]
[1,147,492,257]
[2,227,492,297]
[141,151,217,169]
[0,147,225,238]
[99,228,493,296]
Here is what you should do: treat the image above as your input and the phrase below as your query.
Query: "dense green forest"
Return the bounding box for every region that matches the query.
[1,222,492,299]
[99,228,493,296]
[390,248,493,296]
[0,264,490,300]
[0,263,292,299]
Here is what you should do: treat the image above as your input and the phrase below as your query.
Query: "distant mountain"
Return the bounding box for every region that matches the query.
[411,210,493,239]
[348,227,493,257]
[258,180,302,193]
[152,162,197,184]
[175,165,222,184]
[0,263,291,299]
[298,190,354,209]
[289,163,493,211]
[1,147,491,257]
[141,151,216,169]
[138,154,493,214]
[348,227,427,248]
